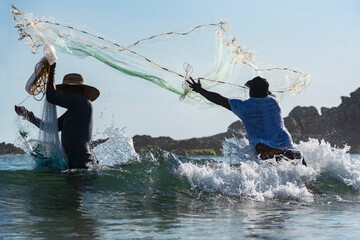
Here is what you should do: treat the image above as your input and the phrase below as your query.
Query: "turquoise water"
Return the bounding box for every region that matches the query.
[1,136,360,239]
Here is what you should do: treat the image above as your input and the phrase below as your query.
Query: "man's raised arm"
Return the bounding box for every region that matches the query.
[187,78,231,110]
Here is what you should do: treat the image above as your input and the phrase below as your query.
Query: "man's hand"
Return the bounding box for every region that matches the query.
[15,105,29,120]
[186,77,203,93]
[15,105,42,127]
[186,77,231,110]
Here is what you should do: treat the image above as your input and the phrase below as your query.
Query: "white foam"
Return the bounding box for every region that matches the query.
[174,137,359,201]
[89,131,360,201]
[176,157,312,202]
[297,139,360,190]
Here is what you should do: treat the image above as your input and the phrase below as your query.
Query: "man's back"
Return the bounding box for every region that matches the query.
[47,87,97,168]
[59,94,95,168]
[229,94,294,150]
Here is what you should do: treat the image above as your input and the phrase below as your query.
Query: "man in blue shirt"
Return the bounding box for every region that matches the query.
[187,76,307,166]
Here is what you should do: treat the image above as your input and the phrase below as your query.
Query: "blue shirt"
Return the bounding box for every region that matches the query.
[228,94,294,150]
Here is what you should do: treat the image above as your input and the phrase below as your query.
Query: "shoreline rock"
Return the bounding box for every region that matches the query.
[284,87,360,153]
[0,142,25,155]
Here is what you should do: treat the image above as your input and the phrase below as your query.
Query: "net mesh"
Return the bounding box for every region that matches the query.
[17,99,68,169]
[12,5,311,103]
[36,100,67,169]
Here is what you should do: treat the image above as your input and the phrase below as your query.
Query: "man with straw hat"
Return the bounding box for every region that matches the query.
[187,76,307,166]
[15,63,103,169]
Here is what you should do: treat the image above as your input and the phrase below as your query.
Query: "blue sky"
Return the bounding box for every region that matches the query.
[1,0,360,143]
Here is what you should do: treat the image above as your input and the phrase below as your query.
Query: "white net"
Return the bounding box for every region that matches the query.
[12,5,311,103]
[17,99,67,169]
[36,100,67,169]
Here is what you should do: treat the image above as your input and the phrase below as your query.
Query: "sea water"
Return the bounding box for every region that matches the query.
[1,128,360,239]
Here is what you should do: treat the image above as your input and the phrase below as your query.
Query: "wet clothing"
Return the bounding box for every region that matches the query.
[229,95,307,166]
[46,69,97,169]
[51,95,97,168]
[229,94,294,150]
[255,143,307,166]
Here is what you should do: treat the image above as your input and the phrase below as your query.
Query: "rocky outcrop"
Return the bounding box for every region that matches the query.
[284,87,360,153]
[133,118,247,156]
[133,132,233,156]
[0,142,25,155]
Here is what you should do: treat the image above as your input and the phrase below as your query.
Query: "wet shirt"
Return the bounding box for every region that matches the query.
[228,94,294,150]
[47,90,96,168]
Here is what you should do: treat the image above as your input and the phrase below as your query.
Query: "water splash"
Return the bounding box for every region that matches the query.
[172,137,360,202]
[93,127,139,166]
[297,139,360,190]
[14,122,360,202]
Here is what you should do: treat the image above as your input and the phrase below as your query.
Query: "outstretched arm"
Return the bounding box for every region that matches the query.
[187,78,231,110]
[15,105,43,128]
[15,105,65,132]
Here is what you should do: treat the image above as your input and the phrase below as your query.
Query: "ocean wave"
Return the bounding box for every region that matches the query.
[4,127,360,203]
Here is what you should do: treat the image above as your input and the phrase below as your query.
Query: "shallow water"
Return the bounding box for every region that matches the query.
[1,134,360,239]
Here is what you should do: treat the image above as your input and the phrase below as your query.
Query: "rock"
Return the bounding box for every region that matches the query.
[284,87,360,153]
[133,131,234,156]
[0,142,25,155]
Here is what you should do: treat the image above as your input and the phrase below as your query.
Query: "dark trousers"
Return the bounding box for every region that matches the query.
[255,143,307,167]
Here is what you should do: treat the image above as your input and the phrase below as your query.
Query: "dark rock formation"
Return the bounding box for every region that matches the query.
[284,87,360,153]
[0,142,25,155]
[133,132,233,156]
[133,118,247,156]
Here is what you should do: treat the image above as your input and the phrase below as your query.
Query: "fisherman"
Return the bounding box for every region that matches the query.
[15,63,104,169]
[187,76,307,166]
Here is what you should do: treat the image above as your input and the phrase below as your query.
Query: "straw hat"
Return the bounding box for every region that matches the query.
[56,73,100,101]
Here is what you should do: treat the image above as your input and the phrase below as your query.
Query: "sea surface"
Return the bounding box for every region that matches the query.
[1,129,360,239]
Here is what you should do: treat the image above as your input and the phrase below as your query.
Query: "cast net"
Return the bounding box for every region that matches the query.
[12,5,311,103]
[17,99,68,169]
[15,29,67,169]
[35,100,67,169]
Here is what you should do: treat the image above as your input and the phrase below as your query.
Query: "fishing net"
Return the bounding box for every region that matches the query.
[15,28,67,169]
[17,99,68,169]
[11,5,311,104]
[35,100,67,169]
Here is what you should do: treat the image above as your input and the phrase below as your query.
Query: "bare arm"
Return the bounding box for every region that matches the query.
[187,78,231,110]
